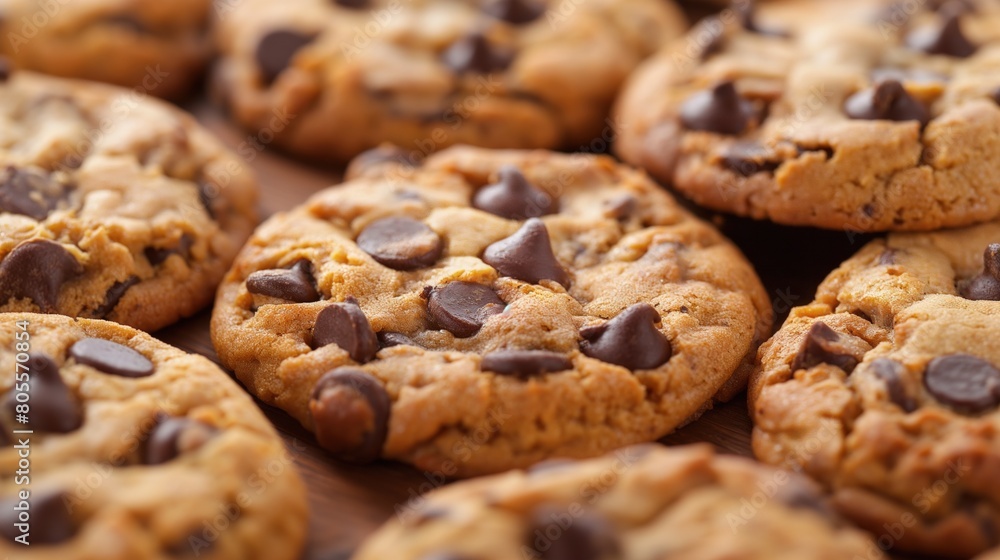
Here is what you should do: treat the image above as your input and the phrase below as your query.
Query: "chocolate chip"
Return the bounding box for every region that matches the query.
[427,282,505,338]
[924,354,1000,414]
[679,81,755,135]
[482,219,570,287]
[255,29,316,84]
[721,141,781,176]
[68,338,154,378]
[0,167,68,220]
[144,416,218,465]
[309,368,390,463]
[960,243,1000,301]
[734,0,789,37]
[247,260,320,303]
[483,0,544,24]
[3,354,82,433]
[348,146,417,175]
[907,12,977,58]
[0,491,75,544]
[527,508,621,560]
[0,239,82,313]
[580,303,672,370]
[313,300,379,362]
[145,234,194,267]
[333,0,369,8]
[790,322,861,373]
[0,58,10,82]
[378,332,416,348]
[93,276,139,318]
[481,350,572,378]
[844,80,930,126]
[473,166,556,220]
[442,32,511,74]
[871,358,917,412]
[603,194,636,221]
[357,217,443,271]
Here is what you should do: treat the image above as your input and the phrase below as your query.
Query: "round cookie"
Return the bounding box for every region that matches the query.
[614,0,1000,231]
[354,444,886,560]
[750,220,1000,556]
[0,0,213,100]
[0,69,258,332]
[0,313,307,559]
[212,0,687,163]
[211,145,771,476]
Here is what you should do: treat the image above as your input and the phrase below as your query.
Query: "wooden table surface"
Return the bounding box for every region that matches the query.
[149,98,880,560]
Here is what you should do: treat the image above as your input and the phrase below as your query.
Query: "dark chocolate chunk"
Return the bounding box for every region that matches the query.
[580,303,672,370]
[481,350,572,378]
[313,300,379,362]
[907,12,977,58]
[483,0,544,24]
[0,239,83,312]
[482,219,570,287]
[144,416,218,465]
[721,141,781,176]
[960,243,1000,301]
[333,0,369,8]
[0,491,75,544]
[68,338,154,378]
[309,368,390,463]
[246,260,320,303]
[145,234,194,267]
[844,80,930,126]
[442,32,511,74]
[357,217,443,271]
[527,507,621,560]
[378,332,417,348]
[93,276,139,318]
[255,29,317,84]
[679,81,755,135]
[871,358,917,412]
[924,354,1000,414]
[473,166,556,220]
[790,322,861,373]
[0,167,68,220]
[3,353,82,433]
[427,282,505,338]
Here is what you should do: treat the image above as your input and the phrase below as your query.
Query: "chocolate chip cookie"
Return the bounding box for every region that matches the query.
[0,69,258,332]
[0,313,307,559]
[0,0,213,100]
[615,0,1000,231]
[750,220,1000,556]
[212,0,686,163]
[354,444,885,560]
[211,146,771,476]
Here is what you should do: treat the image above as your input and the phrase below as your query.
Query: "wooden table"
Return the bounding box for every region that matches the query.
[151,98,879,559]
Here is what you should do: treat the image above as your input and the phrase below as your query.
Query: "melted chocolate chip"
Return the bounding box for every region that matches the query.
[527,508,621,560]
[0,167,69,220]
[378,332,416,348]
[473,166,556,220]
[580,303,672,370]
[145,234,194,266]
[427,282,505,338]
[0,491,75,544]
[313,300,379,362]
[734,0,789,37]
[309,368,390,463]
[790,322,861,373]
[907,12,977,58]
[871,358,917,412]
[144,416,218,465]
[960,243,1000,301]
[483,0,544,24]
[247,260,320,303]
[924,354,1000,414]
[68,338,154,378]
[442,32,511,74]
[3,354,82,433]
[482,219,570,287]
[721,141,781,176]
[602,194,636,221]
[679,81,756,135]
[357,217,443,271]
[481,350,572,378]
[844,80,930,126]
[0,239,83,313]
[93,276,139,318]
[255,29,316,84]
